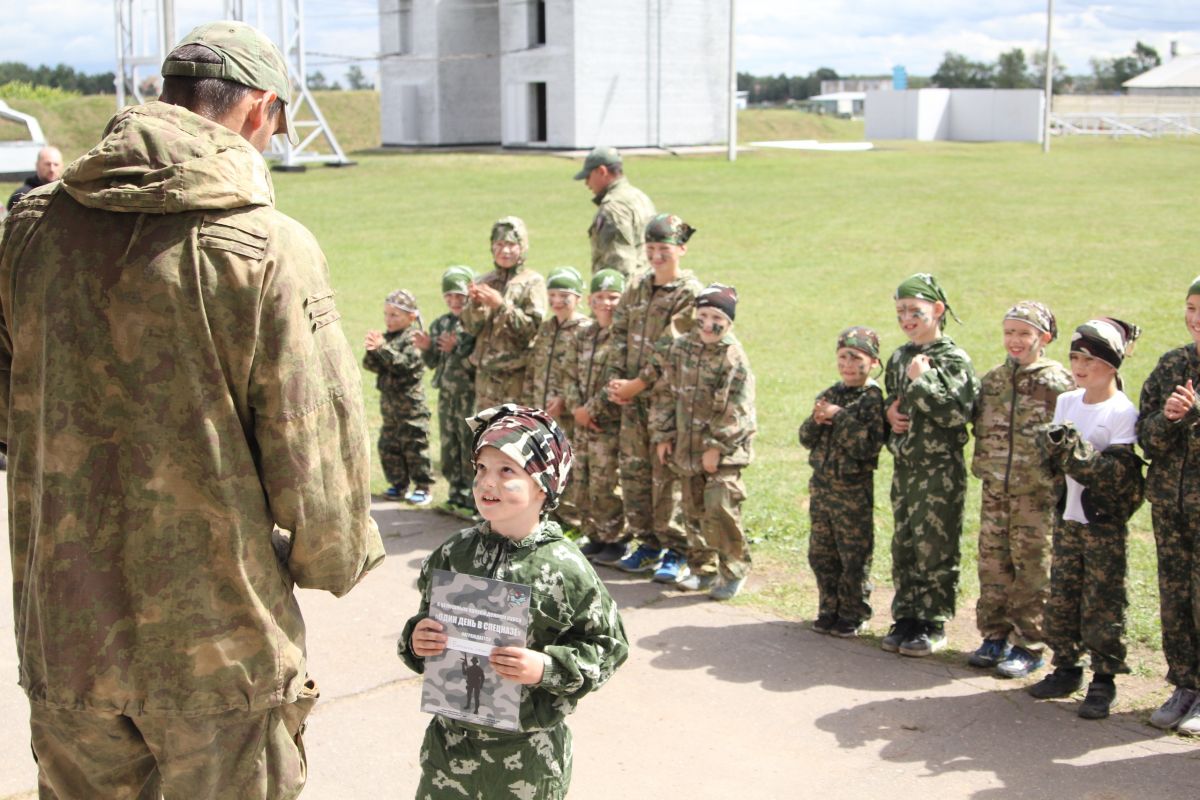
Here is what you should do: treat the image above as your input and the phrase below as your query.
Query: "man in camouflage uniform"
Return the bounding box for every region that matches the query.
[462,217,547,410]
[0,22,384,798]
[575,146,657,278]
[651,284,757,600]
[416,266,477,513]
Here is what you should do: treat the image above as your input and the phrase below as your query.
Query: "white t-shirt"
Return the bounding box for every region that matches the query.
[1051,387,1138,524]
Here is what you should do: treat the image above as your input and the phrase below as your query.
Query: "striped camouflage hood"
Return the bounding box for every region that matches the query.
[61,100,274,213]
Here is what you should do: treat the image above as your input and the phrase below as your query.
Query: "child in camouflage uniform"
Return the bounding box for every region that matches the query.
[364,289,434,505]
[569,269,629,564]
[651,284,757,600]
[606,213,703,583]
[1139,277,1200,734]
[415,266,477,516]
[1029,318,1143,721]
[799,326,888,637]
[968,301,1073,679]
[400,405,629,800]
[883,274,980,657]
[523,267,589,530]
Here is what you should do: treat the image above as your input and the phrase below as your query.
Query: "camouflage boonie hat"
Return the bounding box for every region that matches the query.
[837,326,880,359]
[1071,317,1141,370]
[442,265,474,295]
[895,272,961,325]
[467,404,574,512]
[1004,300,1057,341]
[385,288,419,313]
[645,213,696,245]
[573,146,622,180]
[590,269,625,294]
[547,266,584,296]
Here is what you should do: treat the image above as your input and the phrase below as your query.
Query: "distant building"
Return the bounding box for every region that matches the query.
[1124,53,1200,97]
[378,0,733,148]
[866,89,1044,143]
[820,78,891,95]
[806,92,864,117]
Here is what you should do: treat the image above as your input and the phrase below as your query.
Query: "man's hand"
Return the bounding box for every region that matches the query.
[468,282,503,310]
[412,330,432,351]
[702,447,720,474]
[411,617,447,658]
[1165,379,1196,422]
[656,440,673,465]
[490,646,545,684]
[364,330,384,351]
[436,331,457,353]
[887,399,910,433]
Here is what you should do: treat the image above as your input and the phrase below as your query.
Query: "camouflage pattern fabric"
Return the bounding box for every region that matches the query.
[588,176,656,278]
[398,521,628,798]
[0,100,384,719]
[461,265,546,410]
[565,320,624,543]
[885,336,979,622]
[650,331,756,576]
[364,326,434,490]
[467,405,574,510]
[799,380,888,623]
[1138,344,1200,689]
[423,312,477,507]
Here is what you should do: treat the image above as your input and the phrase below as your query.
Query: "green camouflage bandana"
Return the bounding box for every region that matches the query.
[645,213,696,245]
[1188,275,1200,298]
[468,404,574,512]
[895,273,961,326]
[441,265,474,295]
[547,266,584,296]
[1004,300,1057,341]
[590,268,625,294]
[837,326,880,359]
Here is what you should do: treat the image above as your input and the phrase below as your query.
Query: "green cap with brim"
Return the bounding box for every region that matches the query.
[573,146,621,180]
[547,266,584,296]
[162,21,298,146]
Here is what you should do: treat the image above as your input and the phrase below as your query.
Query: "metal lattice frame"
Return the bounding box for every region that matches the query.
[114,0,175,107]
[1051,113,1200,138]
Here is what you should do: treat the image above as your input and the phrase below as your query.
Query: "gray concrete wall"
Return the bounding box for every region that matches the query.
[499,0,576,147]
[379,0,440,145]
[436,0,501,144]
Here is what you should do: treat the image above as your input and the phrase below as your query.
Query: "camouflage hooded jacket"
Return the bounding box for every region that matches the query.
[565,319,619,427]
[606,268,702,394]
[589,177,657,278]
[399,520,629,733]
[1137,343,1200,510]
[649,331,757,474]
[798,380,888,483]
[0,101,384,715]
[363,326,427,414]
[523,311,588,409]
[461,265,547,378]
[885,336,980,464]
[971,356,1073,494]
[421,311,476,392]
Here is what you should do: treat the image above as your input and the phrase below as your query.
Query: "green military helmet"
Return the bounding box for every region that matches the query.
[645,213,696,245]
[547,266,584,296]
[442,265,475,295]
[590,269,625,294]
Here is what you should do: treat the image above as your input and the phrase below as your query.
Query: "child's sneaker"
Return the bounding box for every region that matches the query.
[899,621,946,657]
[1078,677,1116,720]
[967,637,1011,668]
[1027,667,1083,699]
[405,488,433,507]
[831,618,866,638]
[709,575,746,601]
[591,542,629,566]
[578,539,606,558]
[994,645,1045,679]
[615,544,664,574]
[652,550,689,584]
[881,618,918,653]
[811,613,837,635]
[1150,687,1198,730]
[385,485,403,500]
[1176,695,1200,736]
[679,572,719,592]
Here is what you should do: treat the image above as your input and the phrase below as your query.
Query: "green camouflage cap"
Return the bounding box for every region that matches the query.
[837,326,880,359]
[1188,275,1200,298]
[441,265,474,295]
[385,288,419,313]
[895,272,961,325]
[590,269,625,294]
[162,21,297,145]
[645,213,696,245]
[1004,300,1058,341]
[547,266,584,296]
[573,146,622,180]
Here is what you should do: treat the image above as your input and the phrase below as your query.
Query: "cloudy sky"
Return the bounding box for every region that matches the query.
[2,1,1196,84]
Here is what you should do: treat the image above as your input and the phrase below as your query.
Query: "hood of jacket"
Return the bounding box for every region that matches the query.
[60,101,274,214]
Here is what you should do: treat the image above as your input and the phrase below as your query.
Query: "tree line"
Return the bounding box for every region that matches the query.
[0,62,115,95]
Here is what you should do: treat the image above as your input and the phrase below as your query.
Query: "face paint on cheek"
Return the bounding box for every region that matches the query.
[912,308,929,322]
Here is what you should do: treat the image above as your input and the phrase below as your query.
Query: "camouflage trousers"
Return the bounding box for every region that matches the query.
[890,457,965,623]
[1151,502,1200,689]
[474,368,526,413]
[380,406,434,491]
[30,679,318,800]
[680,467,751,581]
[808,476,874,624]
[975,482,1055,649]
[1046,519,1129,675]
[618,400,685,552]
[437,384,476,508]
[571,422,625,543]
[415,716,571,800]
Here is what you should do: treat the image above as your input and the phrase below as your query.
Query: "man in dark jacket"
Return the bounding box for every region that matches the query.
[5,146,62,211]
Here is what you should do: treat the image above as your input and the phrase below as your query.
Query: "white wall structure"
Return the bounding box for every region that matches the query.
[865,89,1044,143]
[380,0,732,149]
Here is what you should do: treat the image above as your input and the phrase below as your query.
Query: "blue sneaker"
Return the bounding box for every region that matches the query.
[385,485,403,500]
[995,645,1045,679]
[652,550,690,584]
[615,544,664,574]
[967,637,1011,668]
[404,488,433,507]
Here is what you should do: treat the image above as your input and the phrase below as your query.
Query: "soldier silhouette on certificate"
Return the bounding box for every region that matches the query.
[461,655,486,713]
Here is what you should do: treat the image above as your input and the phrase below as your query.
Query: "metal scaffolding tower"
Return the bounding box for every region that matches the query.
[114,0,175,107]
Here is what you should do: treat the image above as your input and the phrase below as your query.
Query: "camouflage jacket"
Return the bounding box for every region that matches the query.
[589,177,656,278]
[363,327,427,413]
[399,520,629,733]
[522,312,587,410]
[971,356,1073,494]
[885,336,979,464]
[565,319,619,427]
[461,265,547,378]
[1040,425,1146,525]
[606,269,702,396]
[421,311,476,392]
[799,380,888,483]
[650,331,757,474]
[1137,344,1200,510]
[0,101,384,715]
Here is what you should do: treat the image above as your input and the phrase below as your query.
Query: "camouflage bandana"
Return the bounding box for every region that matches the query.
[442,265,474,295]
[1004,300,1058,341]
[386,288,419,314]
[547,266,584,296]
[645,213,696,245]
[1188,275,1200,298]
[895,273,961,325]
[837,326,880,359]
[467,404,574,512]
[1070,317,1141,369]
[697,283,738,321]
[590,268,625,294]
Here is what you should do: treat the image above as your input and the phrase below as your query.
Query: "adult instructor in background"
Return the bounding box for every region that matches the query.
[0,21,384,799]
[576,145,656,278]
[5,146,63,212]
